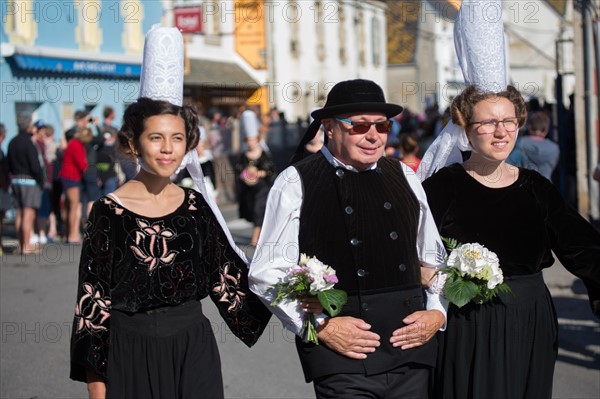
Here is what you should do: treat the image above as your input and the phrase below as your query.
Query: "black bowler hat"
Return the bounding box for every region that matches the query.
[291,79,403,164]
[311,79,403,121]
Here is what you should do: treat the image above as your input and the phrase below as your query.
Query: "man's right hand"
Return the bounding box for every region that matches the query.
[316,316,380,359]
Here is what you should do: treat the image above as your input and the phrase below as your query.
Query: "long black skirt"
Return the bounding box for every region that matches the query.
[106,300,223,399]
[434,272,558,399]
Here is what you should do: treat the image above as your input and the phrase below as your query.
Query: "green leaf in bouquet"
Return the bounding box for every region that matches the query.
[441,236,460,252]
[444,276,478,308]
[317,289,348,317]
[496,283,512,295]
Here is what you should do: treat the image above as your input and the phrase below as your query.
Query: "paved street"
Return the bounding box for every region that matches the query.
[0,203,598,398]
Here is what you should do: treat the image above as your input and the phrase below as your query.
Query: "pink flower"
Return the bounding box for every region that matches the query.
[212,264,246,312]
[130,219,178,273]
[75,283,111,333]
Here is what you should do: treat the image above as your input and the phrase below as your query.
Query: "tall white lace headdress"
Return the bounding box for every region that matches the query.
[417,0,509,181]
[139,25,249,263]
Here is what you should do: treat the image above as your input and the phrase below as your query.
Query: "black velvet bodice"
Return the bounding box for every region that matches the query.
[423,164,600,316]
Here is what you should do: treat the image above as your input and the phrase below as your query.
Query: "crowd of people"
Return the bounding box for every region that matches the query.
[0,102,286,255]
[1,107,125,254]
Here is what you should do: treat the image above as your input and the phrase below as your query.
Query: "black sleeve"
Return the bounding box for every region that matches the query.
[202,201,271,347]
[540,176,600,318]
[70,200,114,382]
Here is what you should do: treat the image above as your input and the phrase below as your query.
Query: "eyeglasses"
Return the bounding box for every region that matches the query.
[469,118,519,134]
[335,117,393,134]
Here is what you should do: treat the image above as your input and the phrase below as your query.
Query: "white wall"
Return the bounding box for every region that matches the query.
[271,1,388,120]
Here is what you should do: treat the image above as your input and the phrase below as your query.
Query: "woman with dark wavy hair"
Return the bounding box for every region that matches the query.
[69,97,270,398]
[422,85,600,398]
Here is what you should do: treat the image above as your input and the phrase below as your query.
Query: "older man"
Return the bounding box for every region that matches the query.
[249,79,447,398]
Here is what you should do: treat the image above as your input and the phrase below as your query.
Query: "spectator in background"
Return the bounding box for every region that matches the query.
[520,111,560,181]
[49,126,66,241]
[384,118,402,160]
[235,130,277,246]
[0,124,10,255]
[42,125,61,242]
[81,118,105,219]
[32,120,51,245]
[241,104,270,152]
[7,115,44,254]
[60,126,92,244]
[399,132,421,172]
[65,110,91,142]
[266,107,286,148]
[104,106,138,184]
[97,106,120,195]
[208,108,232,204]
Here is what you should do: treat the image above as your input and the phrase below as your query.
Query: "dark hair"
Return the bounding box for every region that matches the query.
[451,85,527,129]
[0,123,5,137]
[118,97,200,157]
[527,111,550,133]
[399,133,419,155]
[17,114,32,132]
[103,106,115,119]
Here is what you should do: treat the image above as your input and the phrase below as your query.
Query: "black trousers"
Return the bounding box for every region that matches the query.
[313,363,431,399]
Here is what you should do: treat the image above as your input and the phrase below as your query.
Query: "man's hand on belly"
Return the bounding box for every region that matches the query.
[389,310,445,350]
[317,316,381,359]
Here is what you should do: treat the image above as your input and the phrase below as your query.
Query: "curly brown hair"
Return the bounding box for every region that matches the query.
[118,97,200,158]
[451,85,527,129]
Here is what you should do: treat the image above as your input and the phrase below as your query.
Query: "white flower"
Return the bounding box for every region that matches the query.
[448,243,503,287]
[299,254,338,293]
[448,243,492,276]
[441,239,509,307]
[299,253,309,266]
[487,261,504,289]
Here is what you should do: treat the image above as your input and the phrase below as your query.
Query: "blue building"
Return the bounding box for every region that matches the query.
[1,0,164,147]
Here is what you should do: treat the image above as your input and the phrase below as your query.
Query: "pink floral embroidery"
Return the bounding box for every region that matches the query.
[212,264,246,312]
[75,283,111,333]
[188,192,197,211]
[130,219,179,273]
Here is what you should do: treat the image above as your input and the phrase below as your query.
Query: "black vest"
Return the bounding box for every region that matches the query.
[294,153,437,381]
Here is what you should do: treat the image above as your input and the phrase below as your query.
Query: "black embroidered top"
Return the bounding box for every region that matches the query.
[70,188,271,382]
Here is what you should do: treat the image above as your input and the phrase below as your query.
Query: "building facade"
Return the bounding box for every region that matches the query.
[170,0,389,122]
[386,0,574,114]
[1,0,164,145]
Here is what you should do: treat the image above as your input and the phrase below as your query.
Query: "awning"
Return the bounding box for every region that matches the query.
[10,54,141,78]
[185,59,260,88]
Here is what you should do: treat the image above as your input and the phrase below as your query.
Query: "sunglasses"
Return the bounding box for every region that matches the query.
[334,117,393,134]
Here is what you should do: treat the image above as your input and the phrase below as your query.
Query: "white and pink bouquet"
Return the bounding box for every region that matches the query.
[271,254,347,344]
[438,238,511,308]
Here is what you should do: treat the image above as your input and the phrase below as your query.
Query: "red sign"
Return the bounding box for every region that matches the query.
[174,7,202,34]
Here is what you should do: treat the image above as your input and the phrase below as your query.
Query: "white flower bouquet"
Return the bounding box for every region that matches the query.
[438,238,511,308]
[270,254,348,344]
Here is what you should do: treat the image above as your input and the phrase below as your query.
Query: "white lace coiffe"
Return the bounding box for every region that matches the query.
[417,0,509,181]
[139,25,184,107]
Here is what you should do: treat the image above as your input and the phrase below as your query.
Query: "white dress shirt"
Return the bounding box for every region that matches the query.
[249,147,448,336]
